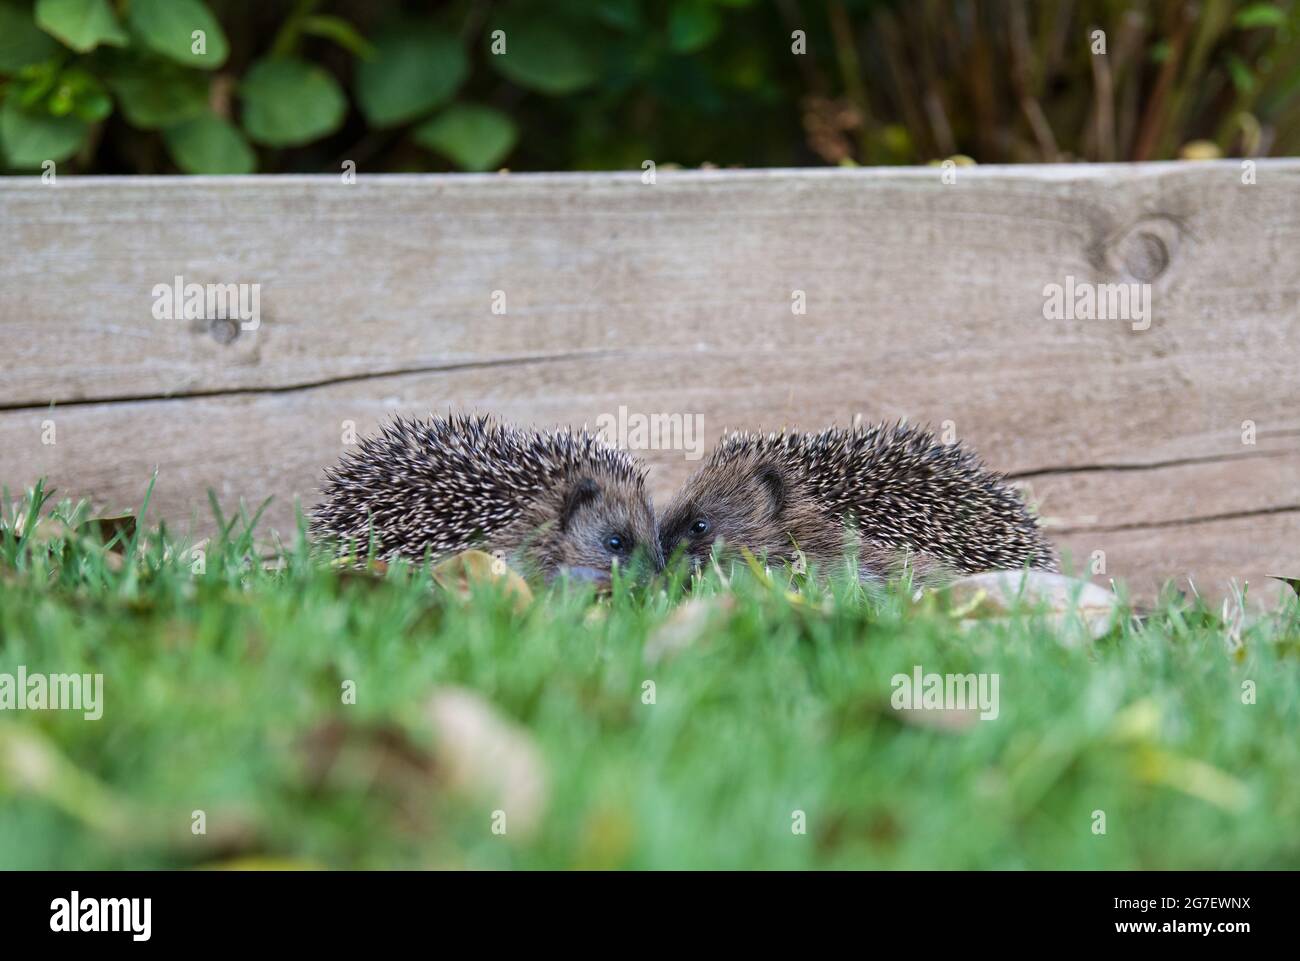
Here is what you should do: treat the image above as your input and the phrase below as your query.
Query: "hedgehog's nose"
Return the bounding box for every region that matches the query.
[552,565,612,591]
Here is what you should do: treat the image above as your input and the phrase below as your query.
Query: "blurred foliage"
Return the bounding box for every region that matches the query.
[0,0,1298,175]
[2,480,1299,869]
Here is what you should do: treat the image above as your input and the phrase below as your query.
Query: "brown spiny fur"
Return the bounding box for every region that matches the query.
[659,422,1056,585]
[310,414,662,579]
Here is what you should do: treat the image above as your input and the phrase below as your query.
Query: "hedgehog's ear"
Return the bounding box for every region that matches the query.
[753,463,786,520]
[560,477,601,533]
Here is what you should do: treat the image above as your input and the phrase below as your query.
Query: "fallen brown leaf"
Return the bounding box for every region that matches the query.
[79,512,137,551]
[1267,574,1300,597]
[943,570,1120,643]
[644,595,737,664]
[425,687,549,840]
[431,549,533,613]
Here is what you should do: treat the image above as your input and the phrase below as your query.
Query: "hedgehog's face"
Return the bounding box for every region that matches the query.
[539,474,662,581]
[660,460,792,569]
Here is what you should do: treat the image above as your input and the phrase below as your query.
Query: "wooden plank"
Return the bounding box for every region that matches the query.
[1054,514,1300,606]
[3,162,1298,406]
[1,359,1295,604]
[1025,452,1300,533]
[2,163,1297,602]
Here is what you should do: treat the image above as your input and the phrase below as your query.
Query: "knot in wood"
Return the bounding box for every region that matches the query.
[209,316,240,345]
[1106,215,1183,283]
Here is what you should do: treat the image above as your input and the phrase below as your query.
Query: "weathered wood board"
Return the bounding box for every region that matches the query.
[2,163,1297,603]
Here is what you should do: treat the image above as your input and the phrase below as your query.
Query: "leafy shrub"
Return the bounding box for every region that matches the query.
[0,0,1297,175]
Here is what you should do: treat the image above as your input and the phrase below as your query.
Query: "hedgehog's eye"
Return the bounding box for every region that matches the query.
[690,519,710,537]
[605,534,628,554]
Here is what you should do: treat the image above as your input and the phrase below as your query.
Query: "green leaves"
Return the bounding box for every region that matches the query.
[126,0,229,70]
[0,96,87,167]
[594,0,644,32]
[34,0,126,53]
[163,112,255,174]
[106,60,208,129]
[1235,4,1287,29]
[0,1,60,70]
[240,58,347,148]
[299,15,375,60]
[9,58,109,123]
[1226,53,1255,95]
[490,10,602,95]
[415,105,518,171]
[668,0,722,54]
[42,64,110,120]
[355,22,467,128]
[3,0,630,174]
[352,19,517,170]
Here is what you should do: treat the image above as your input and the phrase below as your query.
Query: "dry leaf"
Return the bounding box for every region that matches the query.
[298,719,435,791]
[1268,575,1300,597]
[10,510,136,564]
[944,570,1120,643]
[0,723,134,837]
[1178,139,1222,160]
[1132,746,1249,812]
[79,512,136,550]
[890,705,981,733]
[644,595,736,664]
[431,549,533,613]
[425,687,548,839]
[296,689,548,841]
[329,555,390,586]
[16,515,74,547]
[295,719,441,835]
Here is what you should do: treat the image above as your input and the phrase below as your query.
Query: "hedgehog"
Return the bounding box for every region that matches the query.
[658,422,1055,586]
[310,413,663,581]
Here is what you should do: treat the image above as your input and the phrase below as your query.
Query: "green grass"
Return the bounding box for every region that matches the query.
[1,482,1298,870]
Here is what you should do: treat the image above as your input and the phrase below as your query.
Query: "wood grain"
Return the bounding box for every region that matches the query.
[2,163,1297,602]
